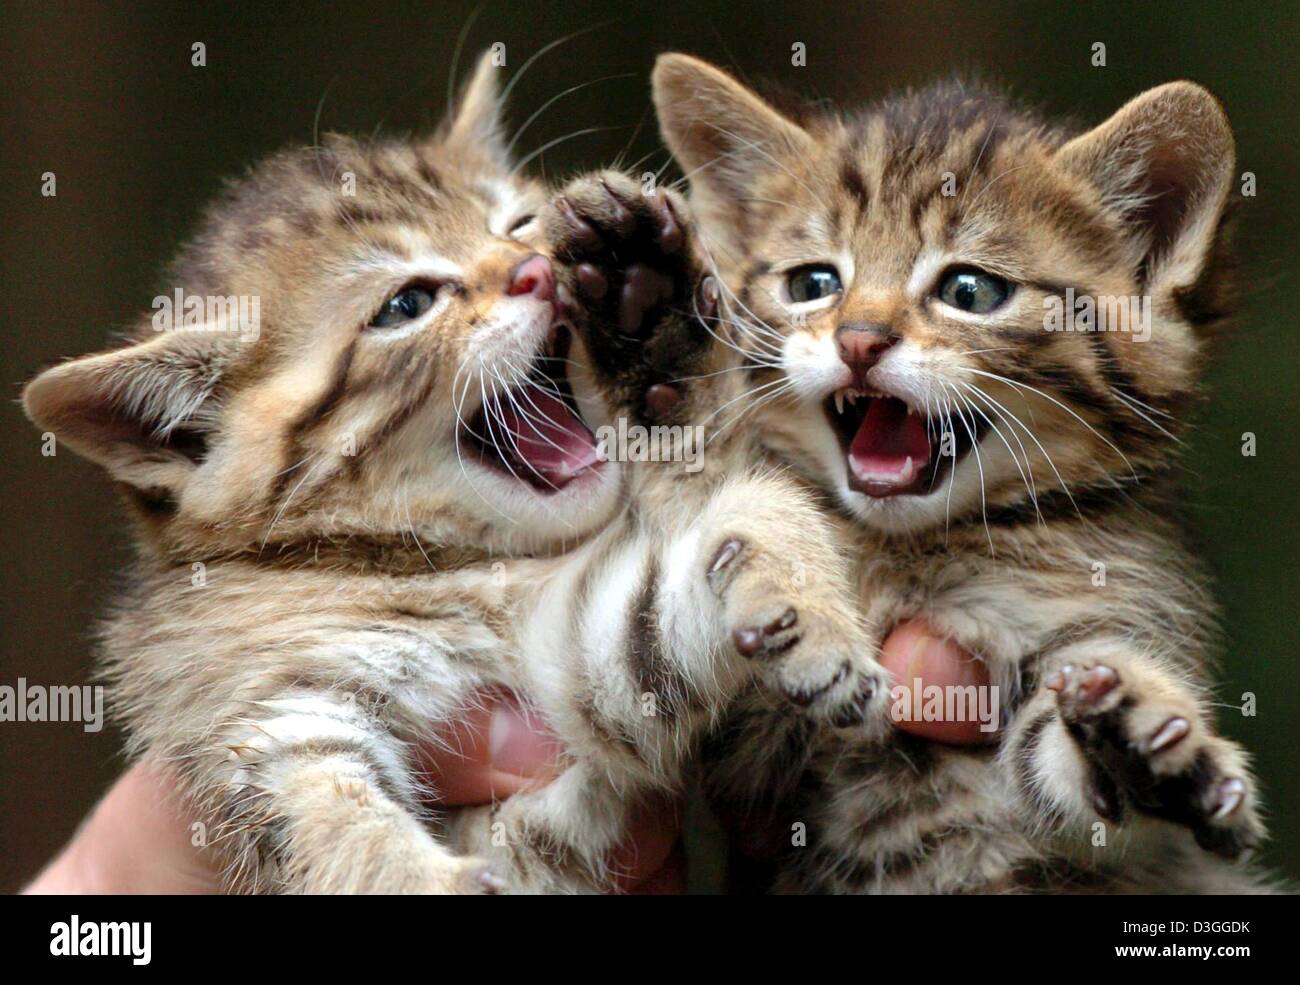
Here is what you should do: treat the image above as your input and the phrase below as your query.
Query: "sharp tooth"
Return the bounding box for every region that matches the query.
[834,390,845,416]
[907,405,917,417]
[902,456,914,481]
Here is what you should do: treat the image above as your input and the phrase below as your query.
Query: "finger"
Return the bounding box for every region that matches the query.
[607,795,682,893]
[418,690,566,806]
[879,619,999,744]
[626,840,688,895]
[26,761,219,894]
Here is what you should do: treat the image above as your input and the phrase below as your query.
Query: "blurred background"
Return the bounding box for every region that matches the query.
[1,0,1295,891]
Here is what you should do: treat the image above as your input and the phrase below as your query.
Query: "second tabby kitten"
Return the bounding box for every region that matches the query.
[646,55,1273,892]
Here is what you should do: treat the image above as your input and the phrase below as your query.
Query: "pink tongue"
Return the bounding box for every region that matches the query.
[496,390,600,488]
[848,398,932,490]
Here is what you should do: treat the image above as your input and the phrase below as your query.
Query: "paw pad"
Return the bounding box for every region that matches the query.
[1047,662,1119,711]
[618,264,676,335]
[644,383,684,420]
[575,263,608,300]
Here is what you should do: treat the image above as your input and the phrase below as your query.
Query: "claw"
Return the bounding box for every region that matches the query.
[696,276,719,320]
[1145,716,1191,754]
[477,871,507,894]
[732,608,800,661]
[1210,778,1247,820]
[558,197,601,254]
[655,194,684,253]
[710,538,744,574]
[598,178,636,235]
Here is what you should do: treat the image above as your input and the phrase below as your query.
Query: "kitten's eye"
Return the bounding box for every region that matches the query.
[787,265,843,304]
[936,268,1011,314]
[369,285,437,329]
[508,214,538,237]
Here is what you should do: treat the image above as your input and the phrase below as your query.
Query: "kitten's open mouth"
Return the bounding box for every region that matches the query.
[823,387,980,497]
[463,324,602,493]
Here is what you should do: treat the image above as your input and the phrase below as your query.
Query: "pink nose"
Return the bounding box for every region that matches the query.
[507,254,555,301]
[836,326,896,372]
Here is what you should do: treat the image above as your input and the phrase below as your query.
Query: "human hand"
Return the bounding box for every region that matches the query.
[24,691,682,894]
[878,618,998,745]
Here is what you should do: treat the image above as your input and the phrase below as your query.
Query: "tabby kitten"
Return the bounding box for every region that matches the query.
[23,54,883,893]
[648,54,1272,892]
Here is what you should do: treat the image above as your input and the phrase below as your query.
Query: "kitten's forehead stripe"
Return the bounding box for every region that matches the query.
[839,158,870,215]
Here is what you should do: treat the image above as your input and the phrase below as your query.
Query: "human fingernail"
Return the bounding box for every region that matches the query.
[488,701,562,778]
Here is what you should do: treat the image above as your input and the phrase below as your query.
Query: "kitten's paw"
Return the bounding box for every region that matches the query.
[543,171,714,421]
[1049,661,1263,859]
[409,854,507,895]
[710,537,887,729]
[547,171,698,328]
[313,850,505,895]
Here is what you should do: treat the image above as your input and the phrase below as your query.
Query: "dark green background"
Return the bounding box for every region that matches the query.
[1,0,1295,891]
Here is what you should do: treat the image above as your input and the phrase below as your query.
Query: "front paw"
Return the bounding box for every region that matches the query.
[543,171,715,421]
[710,538,887,730]
[1049,662,1264,859]
[413,854,507,895]
[306,848,505,895]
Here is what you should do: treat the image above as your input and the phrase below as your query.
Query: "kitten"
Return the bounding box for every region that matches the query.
[646,54,1273,892]
[23,54,883,893]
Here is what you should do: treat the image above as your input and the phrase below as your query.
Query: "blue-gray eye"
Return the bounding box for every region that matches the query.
[787,265,843,303]
[369,285,436,328]
[937,268,1011,314]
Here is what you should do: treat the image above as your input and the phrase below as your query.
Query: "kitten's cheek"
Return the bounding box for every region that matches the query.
[879,619,998,745]
[420,691,566,805]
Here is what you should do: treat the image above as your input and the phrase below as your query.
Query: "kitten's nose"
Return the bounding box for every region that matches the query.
[507,253,555,301]
[836,324,897,384]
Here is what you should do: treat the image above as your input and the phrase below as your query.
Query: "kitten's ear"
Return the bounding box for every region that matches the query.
[444,48,509,166]
[652,53,812,201]
[24,326,228,495]
[1055,82,1235,305]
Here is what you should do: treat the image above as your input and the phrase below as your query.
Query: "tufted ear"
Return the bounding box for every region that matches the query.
[443,48,509,167]
[24,325,230,495]
[652,53,813,203]
[1054,81,1236,314]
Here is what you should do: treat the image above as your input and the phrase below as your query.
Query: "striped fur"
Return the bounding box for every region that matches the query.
[653,55,1276,893]
[23,55,882,893]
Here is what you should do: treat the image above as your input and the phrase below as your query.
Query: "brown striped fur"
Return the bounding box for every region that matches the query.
[653,54,1276,893]
[23,55,884,893]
